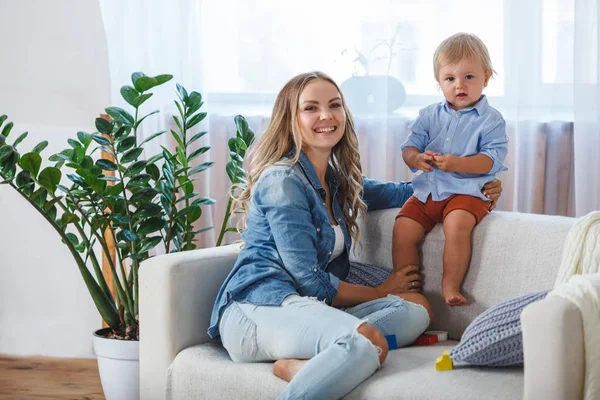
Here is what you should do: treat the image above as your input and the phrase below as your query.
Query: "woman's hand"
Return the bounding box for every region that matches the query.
[375,265,423,298]
[482,178,503,210]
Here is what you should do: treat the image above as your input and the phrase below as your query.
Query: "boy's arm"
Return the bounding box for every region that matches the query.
[433,119,508,174]
[403,146,435,172]
[433,153,493,174]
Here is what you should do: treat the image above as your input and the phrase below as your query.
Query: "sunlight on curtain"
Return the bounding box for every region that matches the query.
[99,0,600,250]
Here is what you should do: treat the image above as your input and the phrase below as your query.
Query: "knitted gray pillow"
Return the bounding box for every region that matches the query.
[450,290,549,367]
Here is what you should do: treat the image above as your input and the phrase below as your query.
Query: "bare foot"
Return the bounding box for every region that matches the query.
[442,287,468,306]
[272,359,309,382]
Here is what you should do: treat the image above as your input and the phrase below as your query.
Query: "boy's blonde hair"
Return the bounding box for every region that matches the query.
[433,33,496,81]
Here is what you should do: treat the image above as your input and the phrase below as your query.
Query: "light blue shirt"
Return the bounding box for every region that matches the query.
[401,95,508,202]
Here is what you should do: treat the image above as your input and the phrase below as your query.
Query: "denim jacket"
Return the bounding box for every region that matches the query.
[207,151,413,339]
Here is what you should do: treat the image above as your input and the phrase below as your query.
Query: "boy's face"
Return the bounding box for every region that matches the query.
[437,58,491,110]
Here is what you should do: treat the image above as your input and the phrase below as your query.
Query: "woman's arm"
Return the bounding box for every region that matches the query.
[333,265,423,307]
[361,178,414,210]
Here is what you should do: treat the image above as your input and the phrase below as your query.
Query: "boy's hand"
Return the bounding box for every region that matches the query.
[414,151,435,172]
[432,154,458,172]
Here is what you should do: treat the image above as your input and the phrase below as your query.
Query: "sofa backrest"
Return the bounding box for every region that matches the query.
[351,210,576,339]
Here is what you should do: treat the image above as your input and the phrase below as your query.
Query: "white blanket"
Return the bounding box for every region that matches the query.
[548,211,600,400]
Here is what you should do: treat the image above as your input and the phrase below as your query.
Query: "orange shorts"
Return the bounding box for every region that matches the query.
[396,194,490,232]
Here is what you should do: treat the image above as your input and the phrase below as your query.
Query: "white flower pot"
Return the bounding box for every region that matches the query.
[93,328,139,400]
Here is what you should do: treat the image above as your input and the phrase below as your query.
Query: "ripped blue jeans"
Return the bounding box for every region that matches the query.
[218,294,430,400]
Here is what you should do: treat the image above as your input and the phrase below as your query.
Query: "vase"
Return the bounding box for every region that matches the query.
[92,328,139,400]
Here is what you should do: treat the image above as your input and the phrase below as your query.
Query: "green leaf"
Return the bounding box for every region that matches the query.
[121,147,144,163]
[192,197,216,206]
[15,170,32,189]
[77,131,93,147]
[138,236,162,253]
[95,159,117,171]
[172,116,183,134]
[38,167,61,192]
[132,93,153,108]
[68,138,81,148]
[133,76,157,92]
[30,187,48,208]
[61,212,80,226]
[32,141,49,154]
[235,115,249,135]
[73,147,85,163]
[12,131,28,147]
[236,137,247,151]
[189,161,214,175]
[134,110,160,129]
[0,115,6,126]
[189,146,210,161]
[105,107,134,125]
[116,136,136,153]
[139,130,166,146]
[187,91,202,106]
[175,192,198,204]
[169,129,185,150]
[187,112,207,129]
[134,203,162,218]
[187,131,208,146]
[225,227,240,233]
[136,217,166,235]
[229,151,243,163]
[187,206,202,223]
[153,74,173,85]
[20,152,42,176]
[91,134,111,146]
[129,187,158,204]
[124,160,146,177]
[174,100,184,119]
[1,122,13,137]
[126,173,152,188]
[95,118,113,134]
[131,71,146,85]
[120,85,139,107]
[176,83,189,101]
[145,163,160,181]
[226,161,235,182]
[121,229,139,242]
[227,137,237,152]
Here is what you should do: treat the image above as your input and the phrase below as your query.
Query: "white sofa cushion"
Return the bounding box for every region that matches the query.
[352,210,575,338]
[167,341,524,400]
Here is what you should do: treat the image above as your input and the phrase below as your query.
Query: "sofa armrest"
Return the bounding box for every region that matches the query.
[139,244,240,400]
[521,296,584,400]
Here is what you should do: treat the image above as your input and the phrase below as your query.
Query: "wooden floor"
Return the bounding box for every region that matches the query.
[0,355,104,400]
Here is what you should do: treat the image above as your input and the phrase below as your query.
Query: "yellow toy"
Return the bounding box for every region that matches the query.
[435,350,454,371]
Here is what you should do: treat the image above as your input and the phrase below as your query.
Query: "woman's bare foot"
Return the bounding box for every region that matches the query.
[442,286,468,306]
[272,359,309,382]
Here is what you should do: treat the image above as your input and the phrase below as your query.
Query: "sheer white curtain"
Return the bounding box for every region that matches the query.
[574,0,600,216]
[99,0,600,249]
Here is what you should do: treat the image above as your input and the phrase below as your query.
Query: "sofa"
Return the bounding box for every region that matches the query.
[140,210,584,400]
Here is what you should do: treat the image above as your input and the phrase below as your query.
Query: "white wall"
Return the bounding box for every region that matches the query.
[0,0,111,357]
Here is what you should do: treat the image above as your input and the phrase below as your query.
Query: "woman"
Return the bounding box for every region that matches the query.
[207,71,503,400]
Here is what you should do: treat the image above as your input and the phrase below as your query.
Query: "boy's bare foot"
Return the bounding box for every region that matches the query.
[442,286,468,306]
[273,359,309,382]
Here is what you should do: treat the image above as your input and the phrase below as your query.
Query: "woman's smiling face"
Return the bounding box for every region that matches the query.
[296,78,346,155]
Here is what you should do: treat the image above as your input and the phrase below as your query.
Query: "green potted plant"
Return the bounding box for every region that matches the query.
[0,72,254,400]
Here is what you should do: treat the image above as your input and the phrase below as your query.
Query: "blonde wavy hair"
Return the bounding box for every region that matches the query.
[235,71,367,243]
[433,32,496,82]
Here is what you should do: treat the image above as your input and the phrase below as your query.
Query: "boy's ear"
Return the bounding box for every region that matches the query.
[483,70,492,87]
